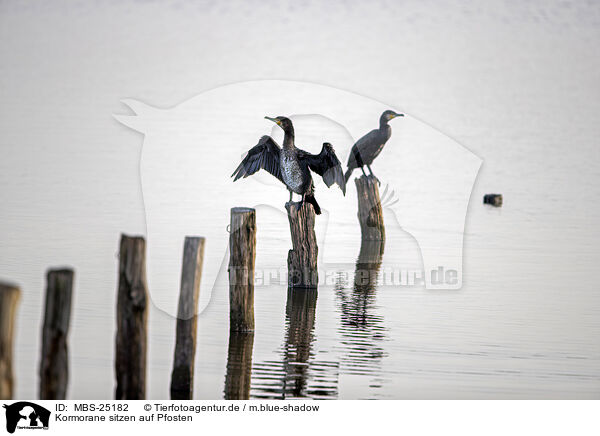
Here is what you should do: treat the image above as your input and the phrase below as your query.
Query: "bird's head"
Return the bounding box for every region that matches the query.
[265,115,294,133]
[381,110,404,122]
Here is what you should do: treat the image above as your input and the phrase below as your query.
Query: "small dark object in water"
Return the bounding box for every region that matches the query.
[483,194,503,207]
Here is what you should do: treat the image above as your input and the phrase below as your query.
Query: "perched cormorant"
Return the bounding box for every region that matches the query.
[232,116,346,215]
[344,110,404,184]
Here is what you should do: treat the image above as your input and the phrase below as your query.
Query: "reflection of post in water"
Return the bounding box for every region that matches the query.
[224,332,254,400]
[336,239,387,375]
[283,287,318,397]
[250,287,338,399]
[355,240,384,290]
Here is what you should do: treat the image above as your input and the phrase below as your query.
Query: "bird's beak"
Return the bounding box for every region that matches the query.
[394,113,404,118]
[264,116,281,126]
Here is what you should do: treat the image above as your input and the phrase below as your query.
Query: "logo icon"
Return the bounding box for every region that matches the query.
[2,402,50,434]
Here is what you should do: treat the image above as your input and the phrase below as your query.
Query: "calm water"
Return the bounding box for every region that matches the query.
[1,1,599,399]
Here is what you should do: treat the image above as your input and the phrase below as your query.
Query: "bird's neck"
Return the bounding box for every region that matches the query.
[379,118,390,130]
[282,128,295,150]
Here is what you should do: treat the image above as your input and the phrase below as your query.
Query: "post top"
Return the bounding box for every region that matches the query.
[0,281,21,294]
[355,174,379,185]
[47,267,75,275]
[231,207,256,214]
[184,236,206,243]
[120,233,146,241]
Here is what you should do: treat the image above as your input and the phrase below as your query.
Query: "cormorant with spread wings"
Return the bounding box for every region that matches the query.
[232,116,346,215]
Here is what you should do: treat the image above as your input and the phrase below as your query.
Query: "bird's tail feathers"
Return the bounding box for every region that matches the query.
[344,167,354,184]
[305,193,322,215]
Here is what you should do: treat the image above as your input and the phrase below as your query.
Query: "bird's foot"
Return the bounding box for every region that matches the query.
[369,174,381,186]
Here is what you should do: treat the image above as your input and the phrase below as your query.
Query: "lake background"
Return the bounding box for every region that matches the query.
[1,0,599,399]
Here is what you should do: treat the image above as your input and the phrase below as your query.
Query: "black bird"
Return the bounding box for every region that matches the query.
[344,110,404,184]
[232,116,346,215]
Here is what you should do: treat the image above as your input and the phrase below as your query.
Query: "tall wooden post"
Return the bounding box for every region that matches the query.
[0,283,20,400]
[39,268,74,400]
[229,208,256,332]
[170,236,205,400]
[224,332,254,400]
[355,175,385,241]
[115,234,148,400]
[286,202,318,288]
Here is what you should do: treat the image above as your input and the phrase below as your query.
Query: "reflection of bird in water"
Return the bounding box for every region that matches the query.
[344,110,404,185]
[250,288,339,399]
[232,116,346,215]
[335,240,388,377]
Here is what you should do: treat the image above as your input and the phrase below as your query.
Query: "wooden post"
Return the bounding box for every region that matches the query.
[170,236,205,400]
[224,332,254,400]
[355,175,385,241]
[228,208,256,332]
[39,268,74,400]
[115,234,148,400]
[0,283,20,400]
[286,202,318,288]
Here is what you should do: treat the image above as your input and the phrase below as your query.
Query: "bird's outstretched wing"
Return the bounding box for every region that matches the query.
[232,135,283,183]
[299,143,346,195]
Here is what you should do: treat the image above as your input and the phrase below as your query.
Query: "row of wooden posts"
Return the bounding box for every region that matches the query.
[0,175,384,400]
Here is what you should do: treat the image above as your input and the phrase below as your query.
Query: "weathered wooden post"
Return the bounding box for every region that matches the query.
[39,268,74,400]
[355,175,385,241]
[286,202,318,288]
[115,234,148,400]
[0,283,20,400]
[224,332,254,400]
[170,236,205,400]
[229,208,256,332]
